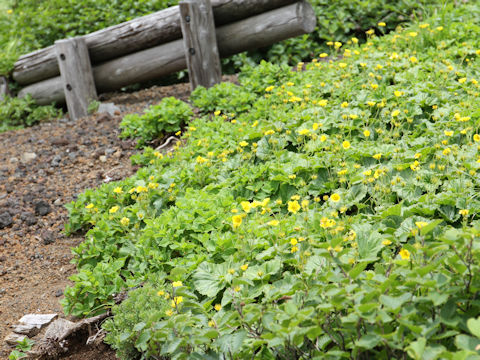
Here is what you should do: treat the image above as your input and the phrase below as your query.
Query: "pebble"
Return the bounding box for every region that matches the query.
[51,154,62,167]
[98,102,120,116]
[0,212,13,229]
[21,152,37,164]
[54,198,62,206]
[99,155,107,163]
[9,157,18,164]
[20,211,37,226]
[41,230,55,245]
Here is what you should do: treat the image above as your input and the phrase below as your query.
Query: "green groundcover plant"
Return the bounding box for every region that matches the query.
[63,2,480,359]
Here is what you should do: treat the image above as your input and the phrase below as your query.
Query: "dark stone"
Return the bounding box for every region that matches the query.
[55,289,63,297]
[0,212,13,229]
[34,200,51,216]
[41,230,55,245]
[20,211,37,226]
[51,155,62,167]
[51,137,70,146]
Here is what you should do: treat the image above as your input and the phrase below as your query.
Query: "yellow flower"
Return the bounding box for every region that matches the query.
[239,141,248,147]
[331,193,341,202]
[208,320,216,327]
[298,129,310,135]
[214,110,221,116]
[371,83,379,90]
[319,52,328,58]
[240,201,252,213]
[289,174,296,179]
[113,187,123,194]
[241,264,248,271]
[318,99,328,107]
[265,86,275,92]
[109,206,119,214]
[373,153,382,160]
[409,56,418,63]
[391,109,401,117]
[165,309,173,316]
[288,200,301,214]
[267,219,280,226]
[291,246,299,253]
[366,29,375,35]
[363,129,371,137]
[290,238,298,246]
[120,217,130,226]
[301,199,309,209]
[408,31,418,37]
[419,23,430,29]
[228,268,235,275]
[394,90,403,97]
[214,304,222,311]
[86,203,94,209]
[444,130,453,137]
[442,147,451,156]
[473,134,480,142]
[459,209,469,216]
[234,286,241,292]
[415,221,428,229]
[320,134,327,142]
[196,156,208,164]
[172,281,183,288]
[351,37,359,44]
[157,290,165,296]
[378,22,386,27]
[342,140,351,149]
[458,77,467,84]
[232,215,243,229]
[264,129,275,136]
[399,248,410,260]
[170,296,183,307]
[382,240,392,246]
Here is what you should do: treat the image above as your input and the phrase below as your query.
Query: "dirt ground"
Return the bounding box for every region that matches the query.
[0,80,197,359]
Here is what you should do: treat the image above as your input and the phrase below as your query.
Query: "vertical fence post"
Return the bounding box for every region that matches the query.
[179,0,222,91]
[55,37,97,120]
[0,76,10,101]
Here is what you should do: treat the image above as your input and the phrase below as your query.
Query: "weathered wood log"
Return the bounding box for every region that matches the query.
[13,0,297,86]
[19,1,316,105]
[55,38,98,120]
[0,76,10,101]
[180,0,222,90]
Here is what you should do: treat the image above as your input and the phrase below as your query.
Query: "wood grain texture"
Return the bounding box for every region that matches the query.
[55,38,97,120]
[19,1,316,105]
[13,0,296,86]
[180,0,221,90]
[0,76,10,101]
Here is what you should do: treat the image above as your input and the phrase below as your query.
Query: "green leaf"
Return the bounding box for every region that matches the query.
[215,330,247,354]
[356,334,381,349]
[193,262,229,298]
[406,337,426,360]
[467,317,480,338]
[379,293,412,311]
[455,335,480,352]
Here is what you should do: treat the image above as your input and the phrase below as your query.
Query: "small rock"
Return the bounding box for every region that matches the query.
[4,332,26,346]
[20,211,37,226]
[54,289,63,297]
[21,152,37,164]
[34,200,51,216]
[97,102,120,116]
[105,148,116,155]
[12,323,41,337]
[51,137,69,146]
[99,155,107,163]
[9,157,18,164]
[18,313,57,328]
[54,198,62,206]
[41,230,55,245]
[0,212,13,229]
[51,155,62,167]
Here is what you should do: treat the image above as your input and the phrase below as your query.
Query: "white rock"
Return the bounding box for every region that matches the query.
[21,152,37,164]
[4,332,26,346]
[98,102,120,116]
[12,323,40,336]
[18,313,57,329]
[99,155,107,163]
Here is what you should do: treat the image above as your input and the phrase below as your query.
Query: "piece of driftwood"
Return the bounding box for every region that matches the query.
[28,312,110,359]
[180,0,222,90]
[13,0,297,86]
[19,1,316,105]
[55,38,98,120]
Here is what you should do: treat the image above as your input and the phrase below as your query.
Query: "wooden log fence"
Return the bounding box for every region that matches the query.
[16,0,316,119]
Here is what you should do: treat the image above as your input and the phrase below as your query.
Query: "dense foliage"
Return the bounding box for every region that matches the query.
[120,97,193,147]
[64,3,480,358]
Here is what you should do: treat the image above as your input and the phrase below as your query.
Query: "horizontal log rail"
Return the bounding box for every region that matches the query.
[13,0,297,86]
